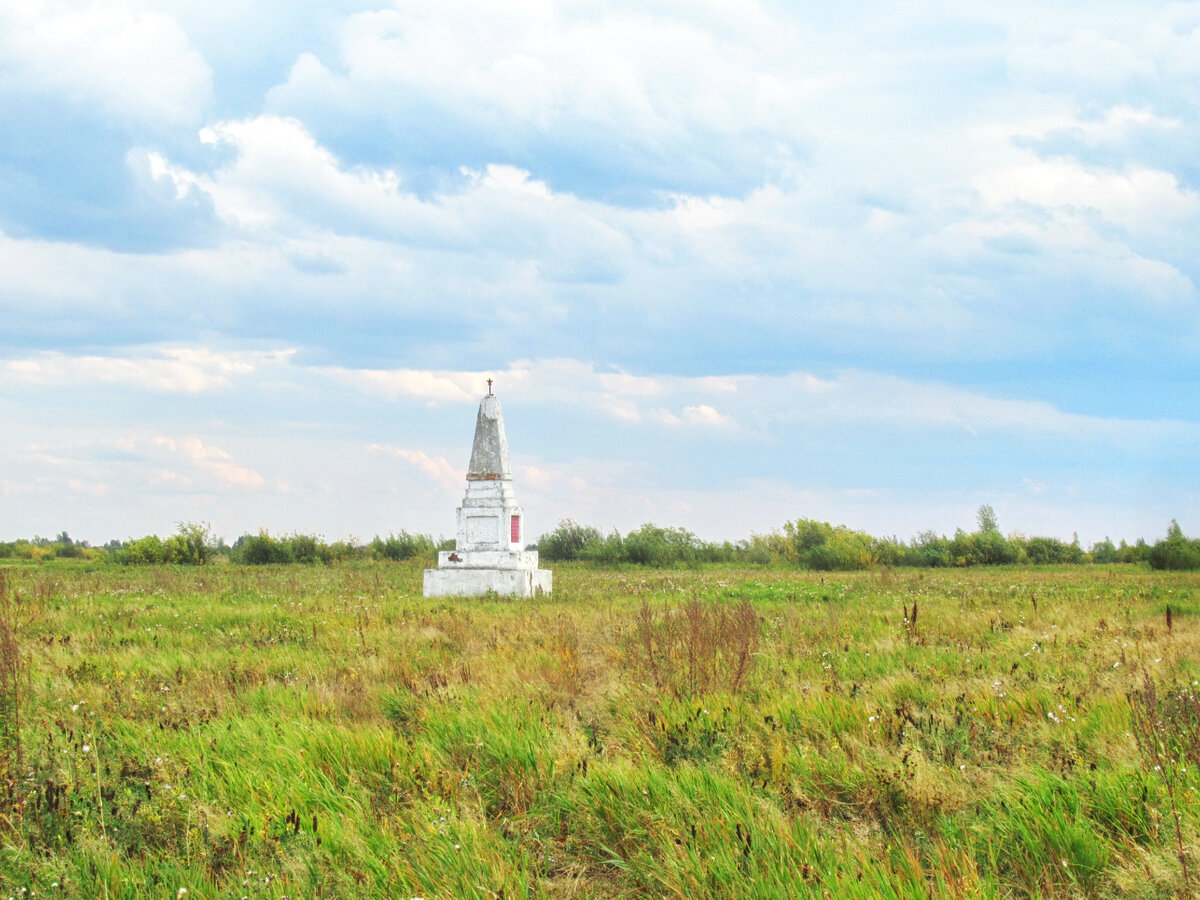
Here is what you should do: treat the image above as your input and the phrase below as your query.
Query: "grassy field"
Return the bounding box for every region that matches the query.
[0,561,1196,898]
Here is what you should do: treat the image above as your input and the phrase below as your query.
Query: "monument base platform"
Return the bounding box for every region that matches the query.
[423,567,552,598]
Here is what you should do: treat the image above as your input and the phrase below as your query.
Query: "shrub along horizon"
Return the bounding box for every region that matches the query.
[1,508,1194,571]
[535,508,1186,571]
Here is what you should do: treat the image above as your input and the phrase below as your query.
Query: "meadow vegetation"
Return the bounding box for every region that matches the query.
[5,507,1196,571]
[536,510,1195,572]
[0,560,1196,898]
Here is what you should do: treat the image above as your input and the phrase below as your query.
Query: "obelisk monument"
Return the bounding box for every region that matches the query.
[422,383,553,597]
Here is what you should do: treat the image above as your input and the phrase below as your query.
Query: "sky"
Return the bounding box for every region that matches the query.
[1,0,1197,548]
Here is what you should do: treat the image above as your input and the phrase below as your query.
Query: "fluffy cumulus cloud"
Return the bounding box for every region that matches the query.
[0,1,212,127]
[317,356,1197,448]
[0,2,218,249]
[265,1,810,201]
[367,444,461,492]
[4,347,294,393]
[0,1,1197,544]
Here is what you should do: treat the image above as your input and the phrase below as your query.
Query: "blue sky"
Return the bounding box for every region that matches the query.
[1,0,1196,547]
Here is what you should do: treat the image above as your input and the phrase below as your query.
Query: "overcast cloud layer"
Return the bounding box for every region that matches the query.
[1,0,1196,546]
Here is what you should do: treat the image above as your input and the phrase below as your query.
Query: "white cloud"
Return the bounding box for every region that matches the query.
[310,356,1195,446]
[136,117,633,289]
[92,71,1192,372]
[4,347,295,393]
[681,404,735,428]
[193,116,413,231]
[974,156,1200,232]
[1009,28,1155,90]
[367,444,461,492]
[0,431,283,521]
[1063,105,1182,144]
[262,1,814,202]
[0,0,212,126]
[146,436,283,492]
[325,3,802,138]
[645,403,737,429]
[319,366,496,404]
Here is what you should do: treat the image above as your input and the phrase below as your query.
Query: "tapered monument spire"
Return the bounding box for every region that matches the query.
[467,394,511,481]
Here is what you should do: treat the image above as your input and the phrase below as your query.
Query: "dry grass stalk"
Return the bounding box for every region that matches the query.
[902,599,920,644]
[633,594,759,697]
[0,572,21,788]
[1128,668,1198,895]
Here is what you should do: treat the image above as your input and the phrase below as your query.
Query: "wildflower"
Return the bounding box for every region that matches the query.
[82,744,90,753]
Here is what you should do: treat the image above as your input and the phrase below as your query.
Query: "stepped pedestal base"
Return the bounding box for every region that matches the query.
[423,566,552,598]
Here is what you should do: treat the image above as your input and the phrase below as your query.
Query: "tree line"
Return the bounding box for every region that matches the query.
[1,507,1197,570]
[536,506,1199,571]
[0,527,443,566]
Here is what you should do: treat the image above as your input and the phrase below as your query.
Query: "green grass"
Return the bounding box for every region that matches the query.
[0,561,1196,898]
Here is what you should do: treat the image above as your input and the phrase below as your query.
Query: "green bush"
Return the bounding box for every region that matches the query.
[115,535,166,565]
[907,530,951,567]
[775,519,880,570]
[580,530,626,565]
[1023,536,1080,565]
[948,524,1020,566]
[289,534,326,564]
[328,540,366,562]
[166,522,214,564]
[51,532,83,559]
[234,532,294,565]
[369,531,436,562]
[110,524,213,566]
[1120,538,1151,564]
[782,519,835,561]
[537,520,603,561]
[1148,521,1200,571]
[623,523,703,567]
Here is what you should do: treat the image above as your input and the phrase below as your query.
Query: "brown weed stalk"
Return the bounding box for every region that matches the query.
[1129,669,1199,895]
[0,572,22,788]
[633,595,759,698]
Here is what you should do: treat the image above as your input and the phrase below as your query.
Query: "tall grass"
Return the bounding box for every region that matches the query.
[0,561,1195,897]
[0,571,22,792]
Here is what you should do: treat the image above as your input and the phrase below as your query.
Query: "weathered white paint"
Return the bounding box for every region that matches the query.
[423,391,552,597]
[422,566,552,598]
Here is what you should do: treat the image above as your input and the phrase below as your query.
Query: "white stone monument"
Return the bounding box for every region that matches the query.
[422,383,553,597]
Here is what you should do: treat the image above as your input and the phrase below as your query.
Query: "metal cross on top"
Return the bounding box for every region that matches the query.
[487,378,494,395]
